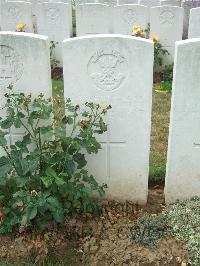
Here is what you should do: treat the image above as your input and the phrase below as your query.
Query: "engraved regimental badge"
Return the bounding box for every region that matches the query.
[88,50,128,91]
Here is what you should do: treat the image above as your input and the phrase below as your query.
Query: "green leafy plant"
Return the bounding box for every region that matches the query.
[50,41,60,71]
[161,64,173,83]
[0,86,111,233]
[131,197,200,266]
[153,40,169,69]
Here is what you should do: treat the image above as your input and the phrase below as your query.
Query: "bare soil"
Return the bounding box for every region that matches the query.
[0,186,190,266]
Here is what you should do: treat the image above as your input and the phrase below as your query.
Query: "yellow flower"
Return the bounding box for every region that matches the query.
[16,23,26,32]
[132,25,142,34]
[150,35,160,43]
[139,31,146,38]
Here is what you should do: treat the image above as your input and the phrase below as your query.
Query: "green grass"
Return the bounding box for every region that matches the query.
[52,80,64,98]
[52,81,172,183]
[149,86,171,182]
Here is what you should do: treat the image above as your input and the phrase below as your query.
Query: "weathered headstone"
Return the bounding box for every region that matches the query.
[188,7,200,38]
[165,38,200,203]
[113,4,148,35]
[35,2,72,64]
[1,1,33,32]
[139,0,161,22]
[63,35,154,203]
[161,0,181,7]
[150,6,184,64]
[76,3,112,36]
[181,0,200,39]
[0,32,52,147]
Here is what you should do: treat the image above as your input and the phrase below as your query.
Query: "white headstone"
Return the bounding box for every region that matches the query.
[63,35,154,203]
[35,2,72,64]
[181,0,200,38]
[1,1,33,32]
[113,4,148,35]
[76,3,112,36]
[188,7,200,39]
[139,0,161,22]
[0,32,52,146]
[161,0,181,7]
[150,6,184,64]
[165,38,200,203]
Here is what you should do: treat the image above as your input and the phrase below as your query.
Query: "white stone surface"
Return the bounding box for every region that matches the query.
[35,2,71,64]
[117,0,139,4]
[63,34,154,203]
[150,6,183,63]
[188,7,200,39]
[139,0,160,7]
[139,0,161,22]
[113,4,148,35]
[0,32,52,146]
[181,0,194,38]
[161,0,181,7]
[76,0,117,5]
[165,38,200,203]
[76,3,112,36]
[1,1,33,32]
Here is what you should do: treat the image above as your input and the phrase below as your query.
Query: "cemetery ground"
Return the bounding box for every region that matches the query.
[0,80,199,266]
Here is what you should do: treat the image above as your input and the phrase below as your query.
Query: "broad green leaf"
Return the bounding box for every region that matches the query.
[1,116,14,129]
[0,131,8,147]
[82,187,92,196]
[82,111,89,117]
[14,118,22,128]
[21,214,28,226]
[66,160,75,176]
[55,176,65,186]
[45,167,57,177]
[73,153,87,169]
[40,126,53,140]
[52,209,65,224]
[54,127,66,138]
[0,156,12,176]
[47,196,61,209]
[21,159,30,175]
[41,175,54,188]
[28,205,38,220]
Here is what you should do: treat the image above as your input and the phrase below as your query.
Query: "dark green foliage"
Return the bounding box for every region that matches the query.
[159,64,174,92]
[154,42,169,69]
[131,212,168,247]
[161,64,173,83]
[0,87,111,233]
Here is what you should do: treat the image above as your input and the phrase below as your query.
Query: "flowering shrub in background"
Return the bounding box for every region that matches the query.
[132,25,169,70]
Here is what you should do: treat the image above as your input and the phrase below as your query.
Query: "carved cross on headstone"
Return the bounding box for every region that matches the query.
[0,46,12,80]
[99,113,126,179]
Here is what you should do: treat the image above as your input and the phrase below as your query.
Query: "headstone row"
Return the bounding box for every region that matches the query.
[1,31,200,204]
[76,4,184,62]
[0,1,185,66]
